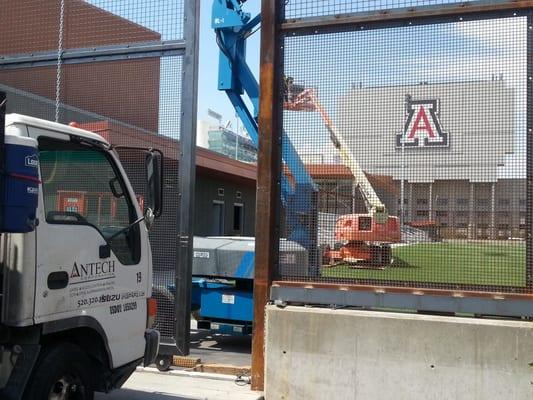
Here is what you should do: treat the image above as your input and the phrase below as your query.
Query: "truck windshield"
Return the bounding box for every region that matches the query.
[38,137,141,265]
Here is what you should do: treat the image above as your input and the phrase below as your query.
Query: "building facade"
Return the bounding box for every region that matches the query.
[314,79,525,239]
[197,119,257,163]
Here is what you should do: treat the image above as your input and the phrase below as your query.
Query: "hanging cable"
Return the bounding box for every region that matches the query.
[55,0,65,123]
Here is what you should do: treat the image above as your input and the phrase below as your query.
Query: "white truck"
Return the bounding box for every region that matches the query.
[0,111,162,400]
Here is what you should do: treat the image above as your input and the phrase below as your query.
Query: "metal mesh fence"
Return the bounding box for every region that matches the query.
[0,0,184,54]
[278,10,529,293]
[0,1,185,346]
[286,0,474,19]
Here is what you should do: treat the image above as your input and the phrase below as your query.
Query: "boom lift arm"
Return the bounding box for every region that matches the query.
[212,0,319,266]
[286,84,401,265]
[285,87,387,222]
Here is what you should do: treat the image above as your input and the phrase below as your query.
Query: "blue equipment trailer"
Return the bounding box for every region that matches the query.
[167,235,308,336]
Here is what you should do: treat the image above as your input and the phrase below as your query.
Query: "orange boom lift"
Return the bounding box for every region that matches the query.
[283,79,401,267]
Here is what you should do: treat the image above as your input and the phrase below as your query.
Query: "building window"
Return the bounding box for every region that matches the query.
[456,211,468,217]
[456,198,468,206]
[236,191,242,199]
[436,211,448,217]
[233,203,244,233]
[416,198,428,206]
[397,198,408,205]
[218,188,225,197]
[476,211,489,219]
[436,198,448,206]
[476,198,489,207]
[416,210,429,217]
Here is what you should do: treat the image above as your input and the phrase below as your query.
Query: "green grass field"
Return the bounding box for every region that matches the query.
[322,242,526,287]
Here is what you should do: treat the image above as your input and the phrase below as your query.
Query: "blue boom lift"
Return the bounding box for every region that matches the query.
[211,0,319,251]
[174,0,320,338]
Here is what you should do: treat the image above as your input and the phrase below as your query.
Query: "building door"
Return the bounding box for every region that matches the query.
[212,201,225,236]
[233,203,244,235]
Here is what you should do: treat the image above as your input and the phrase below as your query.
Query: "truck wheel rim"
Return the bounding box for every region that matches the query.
[49,375,84,400]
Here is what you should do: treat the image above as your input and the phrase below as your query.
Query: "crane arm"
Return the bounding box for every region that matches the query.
[212,0,319,257]
[286,88,387,219]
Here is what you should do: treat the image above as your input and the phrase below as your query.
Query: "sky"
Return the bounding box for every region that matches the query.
[86,0,260,135]
[85,1,526,177]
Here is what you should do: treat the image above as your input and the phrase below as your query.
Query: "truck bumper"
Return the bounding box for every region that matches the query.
[143,329,160,367]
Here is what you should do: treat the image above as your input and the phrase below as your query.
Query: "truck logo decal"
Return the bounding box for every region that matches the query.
[194,251,210,259]
[24,154,39,168]
[70,260,116,283]
[396,98,449,148]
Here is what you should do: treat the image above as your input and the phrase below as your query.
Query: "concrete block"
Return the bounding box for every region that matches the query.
[265,305,533,400]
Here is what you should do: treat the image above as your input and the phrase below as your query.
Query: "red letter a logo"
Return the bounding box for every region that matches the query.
[408,106,435,139]
[396,98,448,148]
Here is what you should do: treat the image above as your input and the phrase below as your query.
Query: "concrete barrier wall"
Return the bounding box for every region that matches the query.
[265,305,533,400]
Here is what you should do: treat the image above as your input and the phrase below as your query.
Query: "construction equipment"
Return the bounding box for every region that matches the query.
[0,94,162,399]
[188,0,399,340]
[212,0,319,269]
[212,0,398,268]
[283,84,401,266]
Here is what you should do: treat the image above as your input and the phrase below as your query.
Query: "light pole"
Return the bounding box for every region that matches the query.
[400,94,411,229]
[235,112,239,160]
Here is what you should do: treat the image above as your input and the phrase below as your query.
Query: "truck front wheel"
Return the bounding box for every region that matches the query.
[23,343,95,400]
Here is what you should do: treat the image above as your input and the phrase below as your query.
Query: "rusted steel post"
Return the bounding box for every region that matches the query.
[252,0,282,391]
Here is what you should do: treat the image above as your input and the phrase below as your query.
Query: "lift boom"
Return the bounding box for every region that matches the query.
[284,84,400,265]
[285,87,387,222]
[212,0,319,272]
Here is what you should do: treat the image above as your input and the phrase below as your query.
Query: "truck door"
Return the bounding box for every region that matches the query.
[33,136,148,365]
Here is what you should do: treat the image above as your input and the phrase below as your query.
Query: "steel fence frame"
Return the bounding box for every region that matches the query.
[254,0,533,390]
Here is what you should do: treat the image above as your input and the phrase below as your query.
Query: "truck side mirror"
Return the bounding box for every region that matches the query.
[146,150,163,219]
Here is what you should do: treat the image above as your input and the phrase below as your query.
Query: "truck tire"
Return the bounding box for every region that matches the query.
[23,343,95,400]
[369,245,382,266]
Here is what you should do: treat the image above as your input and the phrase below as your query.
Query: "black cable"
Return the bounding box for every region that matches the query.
[215,30,234,65]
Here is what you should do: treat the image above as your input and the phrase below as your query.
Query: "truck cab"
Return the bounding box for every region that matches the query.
[0,114,161,400]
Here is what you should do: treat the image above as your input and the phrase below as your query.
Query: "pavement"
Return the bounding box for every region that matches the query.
[188,324,252,366]
[96,368,263,400]
[97,322,255,399]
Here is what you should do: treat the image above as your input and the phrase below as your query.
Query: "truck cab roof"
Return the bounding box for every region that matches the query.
[5,113,110,146]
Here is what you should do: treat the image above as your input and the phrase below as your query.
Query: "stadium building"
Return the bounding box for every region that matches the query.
[315,79,526,240]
